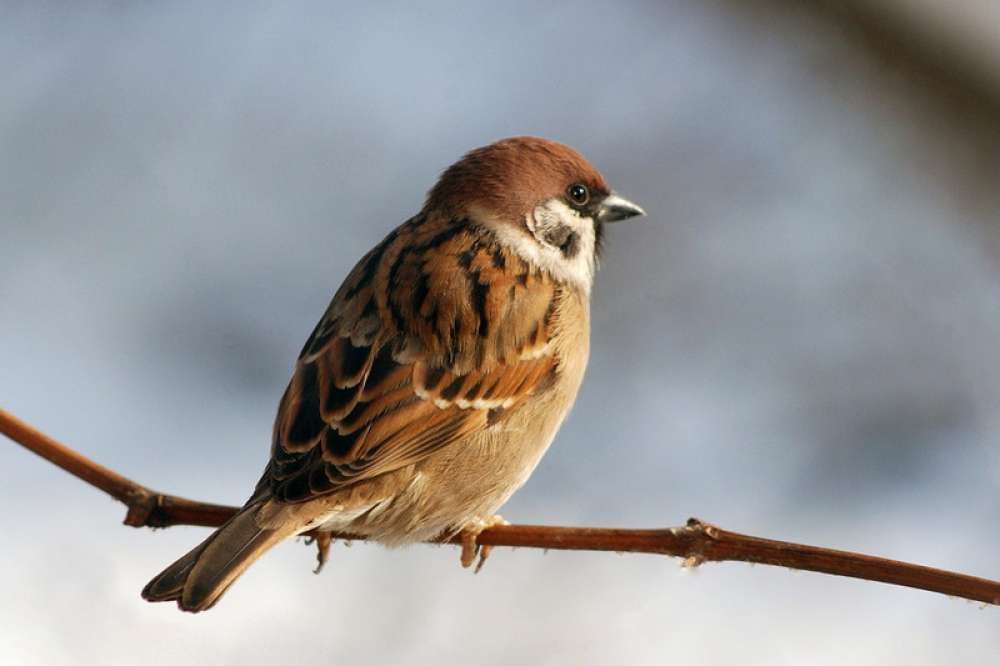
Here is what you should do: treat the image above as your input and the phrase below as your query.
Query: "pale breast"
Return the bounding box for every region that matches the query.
[347,286,591,545]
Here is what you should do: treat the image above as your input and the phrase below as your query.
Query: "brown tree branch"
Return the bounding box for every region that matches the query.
[3,407,998,605]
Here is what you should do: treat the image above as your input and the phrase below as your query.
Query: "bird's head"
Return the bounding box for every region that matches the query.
[425,136,644,293]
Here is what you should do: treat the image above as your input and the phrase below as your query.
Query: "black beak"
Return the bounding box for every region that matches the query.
[597,193,646,223]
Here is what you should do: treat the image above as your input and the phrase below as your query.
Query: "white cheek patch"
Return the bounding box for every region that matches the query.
[482,199,596,293]
[529,201,583,256]
[528,199,597,290]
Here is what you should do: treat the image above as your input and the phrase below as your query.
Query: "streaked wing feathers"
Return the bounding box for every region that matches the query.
[265,216,560,503]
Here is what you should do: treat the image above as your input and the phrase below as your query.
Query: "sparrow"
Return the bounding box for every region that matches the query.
[142,136,645,612]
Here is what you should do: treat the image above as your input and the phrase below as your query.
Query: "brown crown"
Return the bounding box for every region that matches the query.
[425,136,610,222]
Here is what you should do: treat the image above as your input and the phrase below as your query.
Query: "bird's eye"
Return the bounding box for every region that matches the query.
[567,183,590,206]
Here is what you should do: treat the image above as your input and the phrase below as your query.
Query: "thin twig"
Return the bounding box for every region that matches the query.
[2,407,998,605]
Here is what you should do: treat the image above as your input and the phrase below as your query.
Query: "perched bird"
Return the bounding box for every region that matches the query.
[142,136,645,612]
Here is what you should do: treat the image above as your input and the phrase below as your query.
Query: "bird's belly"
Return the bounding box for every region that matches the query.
[339,381,579,545]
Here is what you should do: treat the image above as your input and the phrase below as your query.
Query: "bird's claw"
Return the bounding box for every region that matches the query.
[458,515,508,574]
[305,532,333,574]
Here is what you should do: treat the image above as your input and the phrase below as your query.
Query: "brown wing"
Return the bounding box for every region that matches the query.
[261,214,561,503]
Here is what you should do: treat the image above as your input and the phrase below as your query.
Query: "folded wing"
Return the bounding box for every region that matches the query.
[261,215,562,503]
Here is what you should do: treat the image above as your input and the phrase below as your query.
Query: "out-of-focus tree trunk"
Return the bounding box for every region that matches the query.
[721,0,1000,260]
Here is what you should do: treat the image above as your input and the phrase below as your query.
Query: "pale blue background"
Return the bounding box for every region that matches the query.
[2,3,998,664]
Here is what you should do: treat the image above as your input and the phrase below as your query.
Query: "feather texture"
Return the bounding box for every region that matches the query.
[266,215,561,504]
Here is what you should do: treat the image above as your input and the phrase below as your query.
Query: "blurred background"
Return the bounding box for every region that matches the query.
[2,2,998,664]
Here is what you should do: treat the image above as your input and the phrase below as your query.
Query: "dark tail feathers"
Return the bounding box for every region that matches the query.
[141,505,288,612]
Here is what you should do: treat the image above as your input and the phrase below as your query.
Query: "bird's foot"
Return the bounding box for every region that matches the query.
[304,531,334,574]
[459,515,509,574]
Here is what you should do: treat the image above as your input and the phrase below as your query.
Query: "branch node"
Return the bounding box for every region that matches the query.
[682,555,705,569]
[122,488,159,528]
[685,516,719,538]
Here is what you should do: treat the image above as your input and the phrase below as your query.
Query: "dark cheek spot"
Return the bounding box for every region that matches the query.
[560,231,581,258]
[542,224,580,258]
